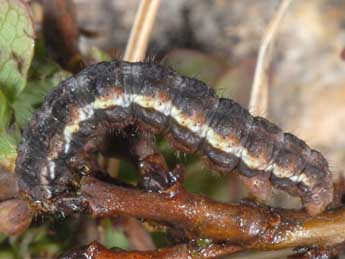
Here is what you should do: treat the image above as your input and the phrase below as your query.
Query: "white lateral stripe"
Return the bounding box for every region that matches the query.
[61,91,311,187]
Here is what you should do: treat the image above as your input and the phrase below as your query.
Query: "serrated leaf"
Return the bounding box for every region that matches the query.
[0,132,17,172]
[13,69,70,128]
[0,0,35,102]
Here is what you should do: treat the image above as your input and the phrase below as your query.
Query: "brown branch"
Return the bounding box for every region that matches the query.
[60,240,243,259]
[287,246,340,259]
[81,176,345,251]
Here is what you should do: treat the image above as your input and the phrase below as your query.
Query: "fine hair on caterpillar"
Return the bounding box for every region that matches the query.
[15,60,333,216]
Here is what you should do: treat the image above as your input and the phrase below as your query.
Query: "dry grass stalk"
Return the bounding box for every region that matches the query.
[249,0,293,116]
[124,0,161,62]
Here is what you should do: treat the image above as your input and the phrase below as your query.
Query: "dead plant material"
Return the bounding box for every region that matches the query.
[249,0,293,116]
[0,199,32,236]
[42,0,84,72]
[123,0,161,62]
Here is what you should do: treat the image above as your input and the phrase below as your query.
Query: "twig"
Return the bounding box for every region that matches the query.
[60,240,243,259]
[249,0,293,116]
[81,176,345,251]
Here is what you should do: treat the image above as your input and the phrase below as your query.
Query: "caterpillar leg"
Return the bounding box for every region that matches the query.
[239,173,272,202]
[129,133,183,191]
[101,126,181,191]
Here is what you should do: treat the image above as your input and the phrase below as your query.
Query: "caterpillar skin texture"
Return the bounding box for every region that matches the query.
[15,60,333,215]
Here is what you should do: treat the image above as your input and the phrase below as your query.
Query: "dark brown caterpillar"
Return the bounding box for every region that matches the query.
[15,60,333,215]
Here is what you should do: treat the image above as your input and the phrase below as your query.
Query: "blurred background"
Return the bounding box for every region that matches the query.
[1,0,345,258]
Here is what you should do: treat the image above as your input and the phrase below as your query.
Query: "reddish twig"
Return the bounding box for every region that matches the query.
[81,176,345,251]
[60,240,243,259]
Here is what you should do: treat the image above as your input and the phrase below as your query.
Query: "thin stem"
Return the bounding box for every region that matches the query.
[249,0,293,116]
[123,0,161,62]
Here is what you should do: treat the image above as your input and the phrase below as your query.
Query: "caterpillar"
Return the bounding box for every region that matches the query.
[15,60,333,216]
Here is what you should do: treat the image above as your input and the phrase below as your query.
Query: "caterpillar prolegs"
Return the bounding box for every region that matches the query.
[15,60,333,215]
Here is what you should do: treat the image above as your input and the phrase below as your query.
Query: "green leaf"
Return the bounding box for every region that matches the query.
[183,160,229,202]
[30,242,60,258]
[0,250,14,259]
[11,37,71,129]
[89,46,111,62]
[0,132,17,172]
[103,219,130,250]
[195,238,212,248]
[28,37,66,79]
[12,69,70,128]
[0,233,7,244]
[0,0,35,102]
[12,37,71,128]
[0,89,11,132]
[150,232,168,248]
